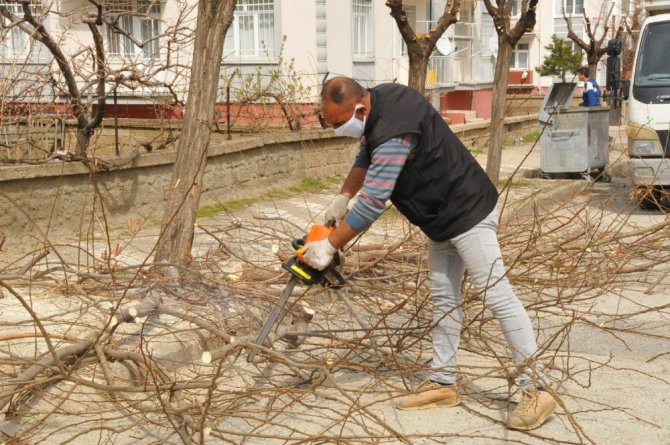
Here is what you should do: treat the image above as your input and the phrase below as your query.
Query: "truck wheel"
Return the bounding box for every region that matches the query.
[600,173,612,183]
[659,193,670,211]
[640,193,662,210]
[639,196,660,210]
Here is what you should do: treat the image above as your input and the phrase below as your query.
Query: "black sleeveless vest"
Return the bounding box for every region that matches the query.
[363,83,498,241]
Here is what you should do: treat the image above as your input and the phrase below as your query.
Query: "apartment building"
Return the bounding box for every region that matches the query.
[0,0,627,123]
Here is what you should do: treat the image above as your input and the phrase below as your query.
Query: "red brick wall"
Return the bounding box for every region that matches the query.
[472,88,493,119]
[98,104,183,120]
[96,102,324,127]
[439,88,494,120]
[508,70,533,85]
[440,90,472,111]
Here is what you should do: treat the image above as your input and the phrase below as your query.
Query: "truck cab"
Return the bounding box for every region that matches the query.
[627,1,670,208]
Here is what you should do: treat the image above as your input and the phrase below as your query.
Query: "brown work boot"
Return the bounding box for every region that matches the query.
[395,382,461,410]
[507,388,557,431]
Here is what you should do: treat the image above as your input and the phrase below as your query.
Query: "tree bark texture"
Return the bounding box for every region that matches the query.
[154,0,236,265]
[485,40,512,184]
[483,0,537,183]
[407,50,430,94]
[587,56,601,79]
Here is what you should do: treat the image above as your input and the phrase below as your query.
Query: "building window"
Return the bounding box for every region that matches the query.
[353,0,373,60]
[556,0,585,15]
[224,0,276,60]
[570,40,582,54]
[106,0,161,59]
[510,43,529,69]
[0,1,44,59]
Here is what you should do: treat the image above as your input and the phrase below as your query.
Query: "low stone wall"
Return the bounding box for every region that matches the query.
[0,129,358,252]
[0,115,539,252]
[506,95,583,116]
[453,113,540,148]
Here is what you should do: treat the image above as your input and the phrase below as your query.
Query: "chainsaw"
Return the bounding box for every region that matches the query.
[247,222,344,362]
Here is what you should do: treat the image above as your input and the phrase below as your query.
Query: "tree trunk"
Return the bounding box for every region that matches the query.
[485,40,512,184]
[154,0,236,266]
[587,53,599,78]
[407,49,430,94]
[75,126,92,158]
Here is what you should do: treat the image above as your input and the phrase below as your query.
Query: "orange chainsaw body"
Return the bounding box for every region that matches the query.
[297,224,334,262]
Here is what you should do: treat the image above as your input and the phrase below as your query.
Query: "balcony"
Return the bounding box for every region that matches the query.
[394,17,496,90]
[426,51,495,89]
[444,22,474,40]
[424,18,496,89]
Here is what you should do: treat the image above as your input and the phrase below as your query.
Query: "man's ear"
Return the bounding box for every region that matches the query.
[355,105,367,118]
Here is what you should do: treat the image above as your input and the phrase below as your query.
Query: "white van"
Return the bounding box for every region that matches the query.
[627,1,670,208]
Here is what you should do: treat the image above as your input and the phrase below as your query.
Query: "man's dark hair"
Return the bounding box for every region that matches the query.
[321,77,366,104]
[577,66,590,77]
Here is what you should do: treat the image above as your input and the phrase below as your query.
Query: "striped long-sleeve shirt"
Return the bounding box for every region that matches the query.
[345,134,418,232]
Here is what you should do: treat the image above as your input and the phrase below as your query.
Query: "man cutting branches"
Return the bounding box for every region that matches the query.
[302,76,556,431]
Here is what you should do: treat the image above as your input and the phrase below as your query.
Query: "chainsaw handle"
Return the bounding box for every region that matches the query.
[291,237,305,251]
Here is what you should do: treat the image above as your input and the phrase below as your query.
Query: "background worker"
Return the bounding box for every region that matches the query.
[577,66,601,107]
[302,76,556,431]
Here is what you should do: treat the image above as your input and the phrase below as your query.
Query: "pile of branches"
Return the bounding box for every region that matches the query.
[1,183,669,444]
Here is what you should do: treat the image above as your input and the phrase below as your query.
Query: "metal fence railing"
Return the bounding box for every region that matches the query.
[427,50,495,88]
[470,52,495,84]
[0,115,65,161]
[427,55,456,87]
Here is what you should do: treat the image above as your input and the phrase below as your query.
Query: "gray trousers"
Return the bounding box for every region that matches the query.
[428,207,539,389]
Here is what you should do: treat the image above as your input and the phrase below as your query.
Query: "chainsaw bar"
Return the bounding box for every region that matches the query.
[247,275,298,363]
[247,233,344,363]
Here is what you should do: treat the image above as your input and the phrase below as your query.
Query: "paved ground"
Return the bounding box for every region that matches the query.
[2,127,669,444]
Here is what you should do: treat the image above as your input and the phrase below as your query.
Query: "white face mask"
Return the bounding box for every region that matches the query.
[334,104,366,139]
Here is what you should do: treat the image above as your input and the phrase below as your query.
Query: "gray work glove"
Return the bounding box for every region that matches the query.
[324,194,350,225]
[302,238,337,271]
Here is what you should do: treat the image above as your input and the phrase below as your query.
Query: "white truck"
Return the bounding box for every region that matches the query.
[626,0,670,208]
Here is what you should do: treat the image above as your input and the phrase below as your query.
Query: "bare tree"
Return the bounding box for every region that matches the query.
[482,0,538,184]
[227,37,312,132]
[622,6,644,75]
[0,0,105,157]
[386,0,461,94]
[0,0,193,159]
[154,0,237,266]
[0,54,61,161]
[563,1,625,78]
